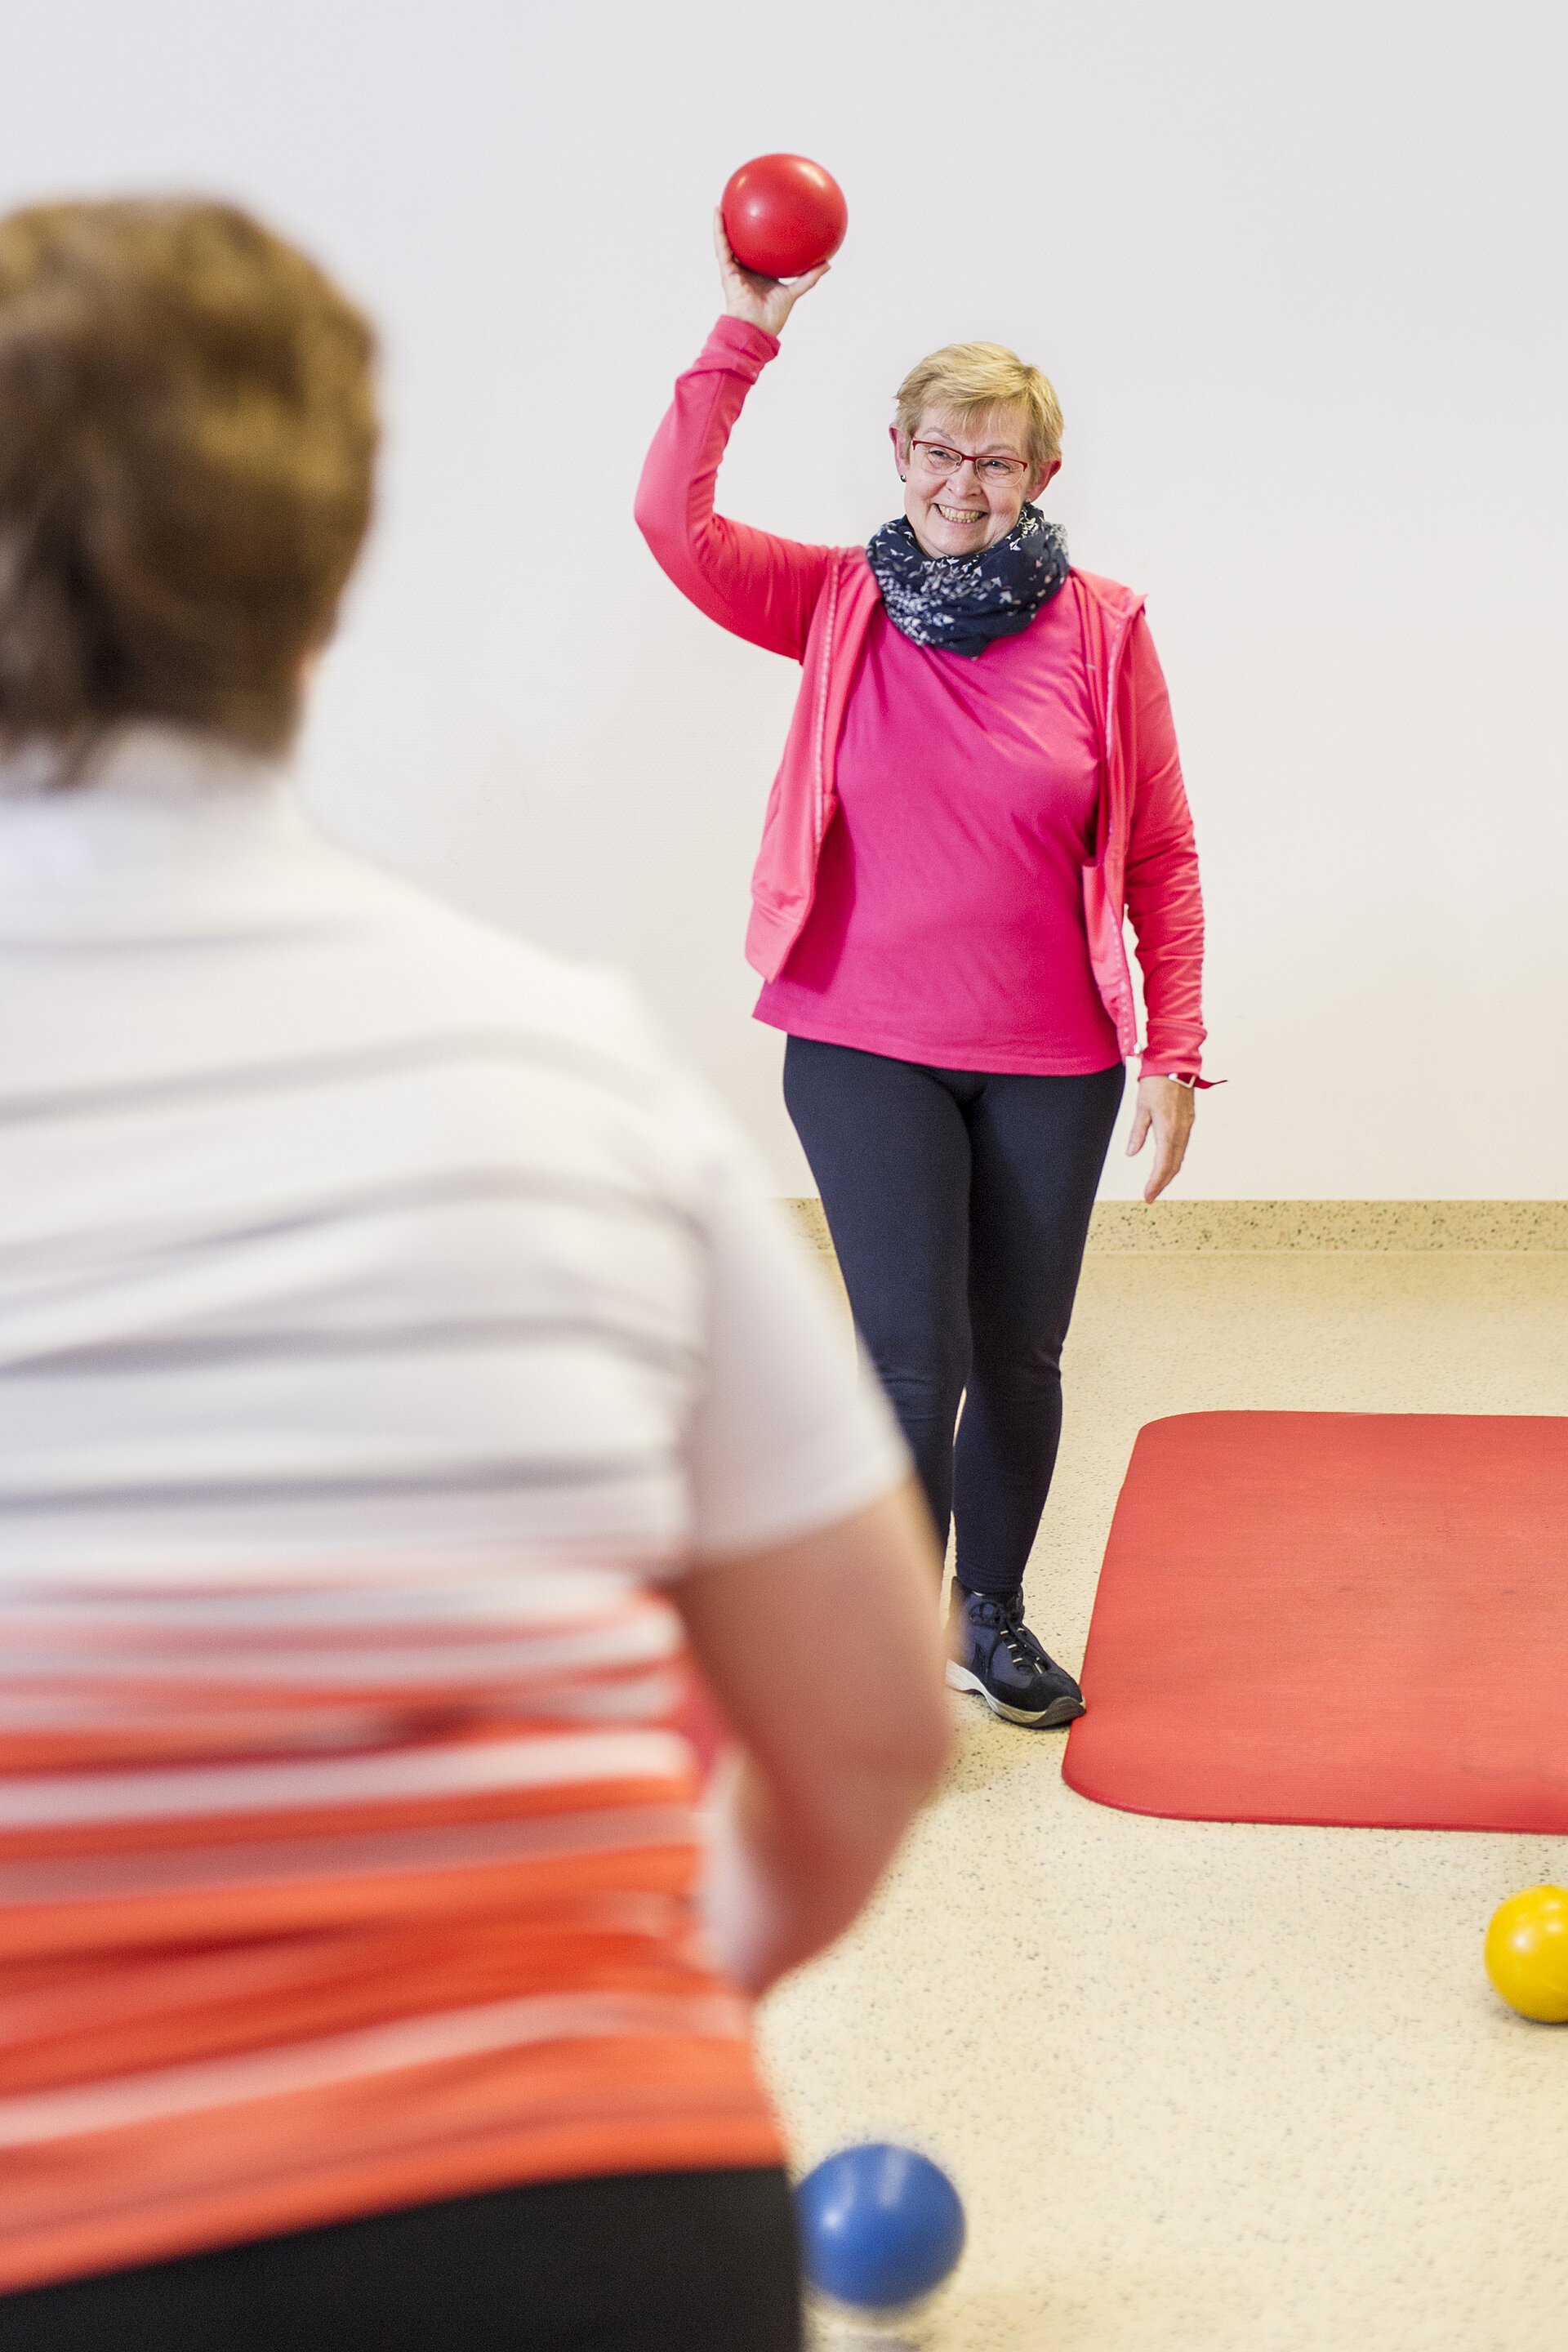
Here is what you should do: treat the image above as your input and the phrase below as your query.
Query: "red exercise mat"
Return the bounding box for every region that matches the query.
[1062,1412,1568,1832]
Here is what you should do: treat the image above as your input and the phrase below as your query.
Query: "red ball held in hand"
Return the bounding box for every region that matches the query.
[720,154,848,280]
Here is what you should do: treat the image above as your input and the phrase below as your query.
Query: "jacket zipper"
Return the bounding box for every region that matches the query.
[812,558,841,848]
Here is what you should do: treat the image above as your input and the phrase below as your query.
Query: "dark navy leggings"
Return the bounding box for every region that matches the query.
[784,1037,1125,1597]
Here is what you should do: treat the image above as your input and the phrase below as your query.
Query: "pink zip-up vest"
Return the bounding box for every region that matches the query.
[635,316,1208,1080]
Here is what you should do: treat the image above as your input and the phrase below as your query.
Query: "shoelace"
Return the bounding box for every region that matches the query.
[968,1592,1050,1674]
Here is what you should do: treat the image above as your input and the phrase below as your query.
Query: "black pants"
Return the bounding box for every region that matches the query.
[0,2167,801,2352]
[785,1036,1125,1596]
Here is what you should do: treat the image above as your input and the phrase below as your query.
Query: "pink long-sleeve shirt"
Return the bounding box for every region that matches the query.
[755,581,1122,1072]
[635,318,1209,1081]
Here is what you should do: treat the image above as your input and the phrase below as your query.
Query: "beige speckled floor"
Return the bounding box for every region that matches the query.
[758,1250,1568,2351]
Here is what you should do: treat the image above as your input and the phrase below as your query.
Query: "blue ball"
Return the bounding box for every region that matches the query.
[795,2143,966,2310]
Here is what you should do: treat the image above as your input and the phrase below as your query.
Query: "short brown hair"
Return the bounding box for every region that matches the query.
[0,198,377,757]
[894,341,1064,471]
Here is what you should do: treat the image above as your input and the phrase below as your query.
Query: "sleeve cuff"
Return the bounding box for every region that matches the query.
[687,1418,911,1564]
[1138,1056,1219,1089]
[694,314,781,381]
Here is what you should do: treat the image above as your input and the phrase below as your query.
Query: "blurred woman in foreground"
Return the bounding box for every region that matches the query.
[0,198,947,2351]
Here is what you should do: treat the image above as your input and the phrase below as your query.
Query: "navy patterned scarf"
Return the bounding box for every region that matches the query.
[866,501,1070,657]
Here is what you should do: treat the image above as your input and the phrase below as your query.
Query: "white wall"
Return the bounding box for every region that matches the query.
[1,0,1563,1196]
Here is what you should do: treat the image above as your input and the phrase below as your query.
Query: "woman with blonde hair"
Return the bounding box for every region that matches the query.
[638,224,1209,1729]
[0,198,947,2349]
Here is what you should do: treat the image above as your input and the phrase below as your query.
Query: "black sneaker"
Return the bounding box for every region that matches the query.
[945,1584,1085,1727]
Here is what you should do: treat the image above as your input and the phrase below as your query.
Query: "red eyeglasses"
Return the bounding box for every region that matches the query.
[910,439,1031,484]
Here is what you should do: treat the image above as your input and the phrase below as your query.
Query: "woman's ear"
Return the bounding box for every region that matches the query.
[889,422,909,479]
[1031,455,1062,501]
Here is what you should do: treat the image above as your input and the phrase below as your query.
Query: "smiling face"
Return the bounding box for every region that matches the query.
[892,403,1060,559]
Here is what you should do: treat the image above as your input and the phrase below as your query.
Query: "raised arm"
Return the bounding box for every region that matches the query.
[633,216,838,661]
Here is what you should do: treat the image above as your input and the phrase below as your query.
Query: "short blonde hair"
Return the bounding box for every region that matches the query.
[0,198,377,757]
[893,341,1063,472]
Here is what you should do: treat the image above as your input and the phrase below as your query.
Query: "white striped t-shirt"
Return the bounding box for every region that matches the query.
[0,725,906,2292]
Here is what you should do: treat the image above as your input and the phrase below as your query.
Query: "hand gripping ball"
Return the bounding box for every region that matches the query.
[1484,1885,1568,2022]
[720,153,848,279]
[795,2143,965,2314]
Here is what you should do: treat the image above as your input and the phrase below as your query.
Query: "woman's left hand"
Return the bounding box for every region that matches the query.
[1126,1076,1196,1203]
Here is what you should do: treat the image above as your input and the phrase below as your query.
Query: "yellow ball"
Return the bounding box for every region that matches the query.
[1484,1886,1568,2023]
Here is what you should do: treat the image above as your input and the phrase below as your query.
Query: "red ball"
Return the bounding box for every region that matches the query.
[720,153,848,280]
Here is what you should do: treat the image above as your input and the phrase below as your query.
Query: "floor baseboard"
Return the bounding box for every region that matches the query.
[782,1198,1568,1255]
